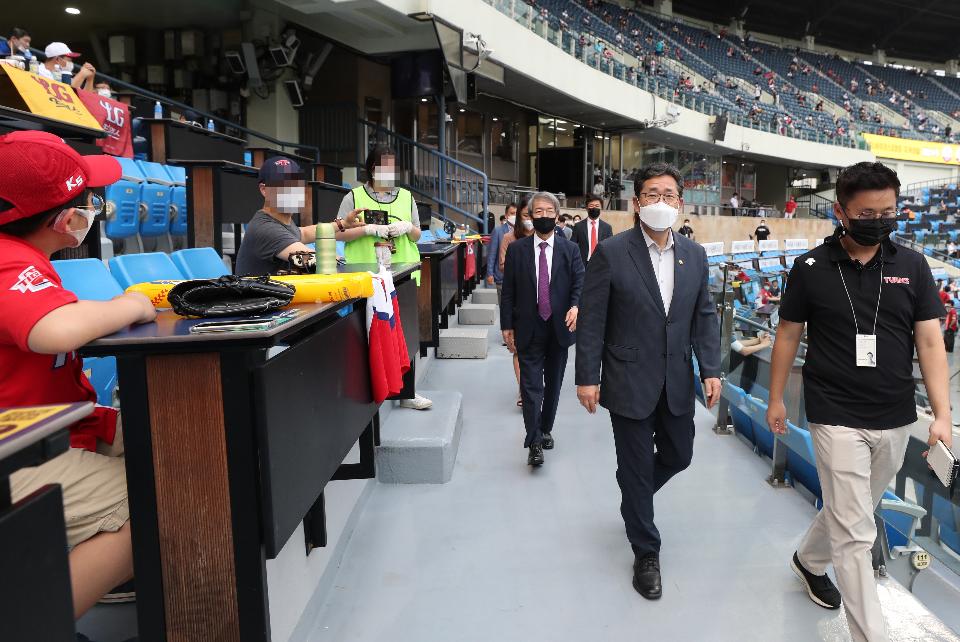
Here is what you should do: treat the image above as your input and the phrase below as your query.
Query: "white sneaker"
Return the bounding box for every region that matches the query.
[399,394,433,410]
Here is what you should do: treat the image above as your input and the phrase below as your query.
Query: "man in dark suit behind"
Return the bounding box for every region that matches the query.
[575,163,722,600]
[501,191,585,467]
[571,195,614,264]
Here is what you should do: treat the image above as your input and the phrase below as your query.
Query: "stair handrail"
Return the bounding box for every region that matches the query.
[359,119,489,233]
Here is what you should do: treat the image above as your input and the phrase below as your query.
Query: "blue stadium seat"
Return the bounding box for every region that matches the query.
[781,423,822,503]
[52,258,124,300]
[109,252,184,289]
[51,259,124,406]
[104,158,144,241]
[164,165,188,237]
[745,395,774,457]
[171,248,229,279]
[135,160,174,238]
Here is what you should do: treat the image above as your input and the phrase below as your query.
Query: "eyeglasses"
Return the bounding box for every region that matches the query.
[532,207,557,216]
[638,193,680,206]
[843,206,899,220]
[73,193,104,217]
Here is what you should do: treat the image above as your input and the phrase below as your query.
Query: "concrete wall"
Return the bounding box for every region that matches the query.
[876,158,960,188]
[564,210,834,248]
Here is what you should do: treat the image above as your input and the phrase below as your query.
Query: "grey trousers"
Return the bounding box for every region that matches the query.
[797,423,910,642]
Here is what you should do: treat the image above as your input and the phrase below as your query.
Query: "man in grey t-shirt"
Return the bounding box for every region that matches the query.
[236,157,360,276]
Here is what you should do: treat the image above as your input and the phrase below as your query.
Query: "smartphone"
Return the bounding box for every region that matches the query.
[365,209,389,226]
[189,309,300,334]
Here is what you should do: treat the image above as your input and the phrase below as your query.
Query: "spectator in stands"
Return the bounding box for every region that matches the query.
[769,161,950,642]
[948,240,958,259]
[39,42,95,91]
[754,219,771,241]
[236,157,319,276]
[93,79,114,98]
[678,218,694,239]
[784,196,798,219]
[0,27,32,59]
[941,285,953,306]
[499,199,532,407]
[729,192,740,216]
[487,203,516,299]
[655,39,665,57]
[944,301,957,352]
[0,130,155,618]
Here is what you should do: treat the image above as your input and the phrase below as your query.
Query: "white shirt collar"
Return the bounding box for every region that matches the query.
[535,232,555,247]
[641,227,674,251]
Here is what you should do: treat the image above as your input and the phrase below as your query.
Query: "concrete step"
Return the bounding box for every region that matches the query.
[470,289,499,306]
[437,328,488,359]
[376,389,463,484]
[457,303,496,325]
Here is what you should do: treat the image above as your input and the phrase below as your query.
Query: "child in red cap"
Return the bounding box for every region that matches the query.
[0,130,156,619]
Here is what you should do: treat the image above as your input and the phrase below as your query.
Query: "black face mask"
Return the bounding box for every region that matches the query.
[842,217,897,246]
[532,216,557,234]
[587,207,601,219]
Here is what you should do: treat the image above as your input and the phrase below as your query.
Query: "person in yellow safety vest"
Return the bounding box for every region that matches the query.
[335,144,432,411]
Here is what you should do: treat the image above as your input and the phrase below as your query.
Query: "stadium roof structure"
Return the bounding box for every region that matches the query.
[663,0,960,64]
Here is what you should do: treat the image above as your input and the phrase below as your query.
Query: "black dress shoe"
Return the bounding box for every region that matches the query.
[632,553,662,600]
[541,433,555,450]
[527,444,544,466]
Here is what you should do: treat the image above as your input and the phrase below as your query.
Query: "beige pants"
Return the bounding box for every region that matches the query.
[9,417,128,550]
[797,423,910,642]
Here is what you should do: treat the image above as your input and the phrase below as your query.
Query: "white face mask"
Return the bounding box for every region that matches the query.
[54,208,96,248]
[275,186,305,214]
[373,167,396,188]
[96,88,112,97]
[522,219,534,231]
[637,201,679,232]
[506,215,516,226]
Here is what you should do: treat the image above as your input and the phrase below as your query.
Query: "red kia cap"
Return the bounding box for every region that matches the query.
[0,130,121,225]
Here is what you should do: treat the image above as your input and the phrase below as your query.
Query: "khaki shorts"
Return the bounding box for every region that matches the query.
[9,415,128,549]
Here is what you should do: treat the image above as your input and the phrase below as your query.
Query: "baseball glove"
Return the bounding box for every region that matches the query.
[167,275,295,318]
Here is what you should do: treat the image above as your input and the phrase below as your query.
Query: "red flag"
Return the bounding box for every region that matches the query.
[76,89,133,158]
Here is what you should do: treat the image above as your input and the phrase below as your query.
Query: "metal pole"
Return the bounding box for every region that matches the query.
[437,94,446,220]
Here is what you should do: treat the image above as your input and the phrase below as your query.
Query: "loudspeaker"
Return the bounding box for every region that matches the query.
[711,114,728,141]
[467,72,477,101]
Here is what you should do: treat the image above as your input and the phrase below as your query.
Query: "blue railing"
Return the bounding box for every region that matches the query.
[359,119,490,233]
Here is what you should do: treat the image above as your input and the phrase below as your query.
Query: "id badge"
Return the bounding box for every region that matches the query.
[856,334,877,368]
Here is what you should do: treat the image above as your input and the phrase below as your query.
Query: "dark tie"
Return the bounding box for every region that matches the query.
[538,241,551,321]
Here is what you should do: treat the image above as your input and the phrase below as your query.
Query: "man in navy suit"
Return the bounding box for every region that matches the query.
[501,191,585,467]
[575,163,721,600]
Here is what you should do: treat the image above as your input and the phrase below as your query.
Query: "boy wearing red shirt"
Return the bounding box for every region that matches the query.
[0,131,156,618]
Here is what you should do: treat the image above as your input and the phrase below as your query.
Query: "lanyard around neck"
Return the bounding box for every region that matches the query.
[836,248,883,336]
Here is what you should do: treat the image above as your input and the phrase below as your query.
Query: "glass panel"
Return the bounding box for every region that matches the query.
[554,119,574,148]
[492,118,516,162]
[456,110,483,155]
[416,102,438,147]
[538,116,556,148]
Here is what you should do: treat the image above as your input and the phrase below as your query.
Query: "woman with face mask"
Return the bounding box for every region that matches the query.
[498,200,533,406]
[335,145,422,273]
[334,145,432,410]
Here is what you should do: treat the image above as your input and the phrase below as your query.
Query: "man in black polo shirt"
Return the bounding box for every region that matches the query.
[754,219,770,241]
[766,162,951,642]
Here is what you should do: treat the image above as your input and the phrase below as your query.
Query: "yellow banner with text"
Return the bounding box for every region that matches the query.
[863,133,960,166]
[1,65,102,130]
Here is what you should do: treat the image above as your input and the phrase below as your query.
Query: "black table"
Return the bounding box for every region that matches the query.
[417,243,463,356]
[142,117,246,164]
[82,263,418,642]
[1,402,93,642]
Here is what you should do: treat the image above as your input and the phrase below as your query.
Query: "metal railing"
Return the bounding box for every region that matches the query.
[796,193,834,219]
[26,48,319,161]
[901,177,960,200]
[359,119,489,233]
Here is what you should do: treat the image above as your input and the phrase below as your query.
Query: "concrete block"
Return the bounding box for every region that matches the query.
[376,389,463,484]
[457,303,496,325]
[471,289,499,305]
[437,328,488,359]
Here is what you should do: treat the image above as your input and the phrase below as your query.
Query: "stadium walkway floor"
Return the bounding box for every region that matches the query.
[304,312,960,642]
